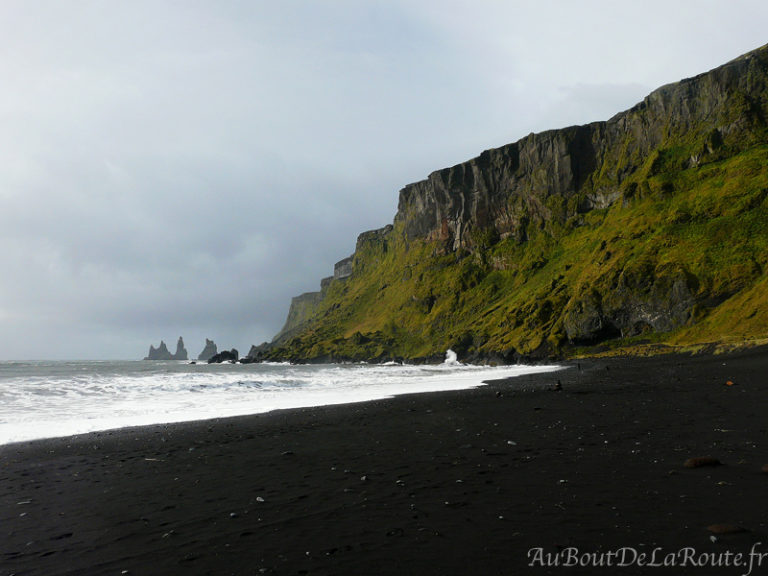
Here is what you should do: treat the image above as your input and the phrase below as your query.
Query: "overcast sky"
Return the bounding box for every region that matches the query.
[1,1,766,360]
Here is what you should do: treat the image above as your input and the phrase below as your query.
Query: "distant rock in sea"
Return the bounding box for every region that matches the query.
[144,337,188,361]
[174,337,189,361]
[145,341,171,360]
[198,338,218,361]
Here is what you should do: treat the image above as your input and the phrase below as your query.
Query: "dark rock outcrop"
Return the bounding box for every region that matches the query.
[197,338,218,361]
[562,263,699,343]
[334,257,354,280]
[244,342,270,363]
[208,348,239,364]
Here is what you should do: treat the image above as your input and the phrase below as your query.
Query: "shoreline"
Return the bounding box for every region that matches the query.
[0,362,564,447]
[2,347,768,574]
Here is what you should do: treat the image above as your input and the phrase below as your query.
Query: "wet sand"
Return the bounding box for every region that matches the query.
[2,347,768,575]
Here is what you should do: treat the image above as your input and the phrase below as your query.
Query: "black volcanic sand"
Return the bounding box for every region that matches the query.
[2,349,768,575]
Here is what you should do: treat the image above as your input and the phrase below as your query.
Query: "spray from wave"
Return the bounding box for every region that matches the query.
[443,349,461,365]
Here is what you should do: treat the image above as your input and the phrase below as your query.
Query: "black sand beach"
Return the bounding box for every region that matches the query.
[2,348,768,575]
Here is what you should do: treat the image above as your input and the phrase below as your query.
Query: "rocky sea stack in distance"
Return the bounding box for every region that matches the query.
[248,44,768,364]
[144,337,188,361]
[197,338,218,362]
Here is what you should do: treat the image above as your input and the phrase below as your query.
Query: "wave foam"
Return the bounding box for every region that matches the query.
[0,360,563,445]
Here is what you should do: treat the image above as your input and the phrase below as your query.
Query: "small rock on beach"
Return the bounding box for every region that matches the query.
[683,457,722,469]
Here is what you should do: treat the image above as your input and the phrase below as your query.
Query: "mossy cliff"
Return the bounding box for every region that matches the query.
[252,44,768,363]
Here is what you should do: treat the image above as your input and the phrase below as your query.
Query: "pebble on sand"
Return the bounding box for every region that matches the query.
[761,464,768,474]
[683,457,722,469]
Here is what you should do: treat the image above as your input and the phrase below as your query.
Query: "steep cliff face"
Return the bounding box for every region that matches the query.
[395,46,768,254]
[254,44,768,362]
[271,227,395,346]
[272,291,326,344]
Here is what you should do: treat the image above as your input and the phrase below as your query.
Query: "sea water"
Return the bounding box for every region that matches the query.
[0,357,562,445]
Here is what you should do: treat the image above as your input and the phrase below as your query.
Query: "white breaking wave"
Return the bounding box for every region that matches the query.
[0,359,562,445]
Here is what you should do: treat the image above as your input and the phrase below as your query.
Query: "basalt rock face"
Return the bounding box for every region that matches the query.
[395,128,589,251]
[334,256,354,280]
[395,48,768,254]
[254,45,768,362]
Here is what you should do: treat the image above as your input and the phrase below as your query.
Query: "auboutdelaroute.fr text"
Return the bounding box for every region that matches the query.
[528,543,767,575]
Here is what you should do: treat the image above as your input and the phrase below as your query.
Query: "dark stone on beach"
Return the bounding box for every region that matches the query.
[761,463,768,474]
[707,524,746,534]
[208,349,239,364]
[683,457,722,469]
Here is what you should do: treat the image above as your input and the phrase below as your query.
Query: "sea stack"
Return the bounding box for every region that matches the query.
[198,339,218,361]
[174,337,189,361]
[144,340,172,360]
[144,337,189,360]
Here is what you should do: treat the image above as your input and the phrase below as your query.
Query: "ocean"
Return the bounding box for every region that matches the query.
[0,356,562,445]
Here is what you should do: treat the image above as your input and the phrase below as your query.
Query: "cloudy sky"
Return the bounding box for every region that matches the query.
[1,1,766,359]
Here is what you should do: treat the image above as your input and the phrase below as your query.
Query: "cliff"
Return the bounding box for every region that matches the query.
[253,44,768,362]
[272,291,326,344]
